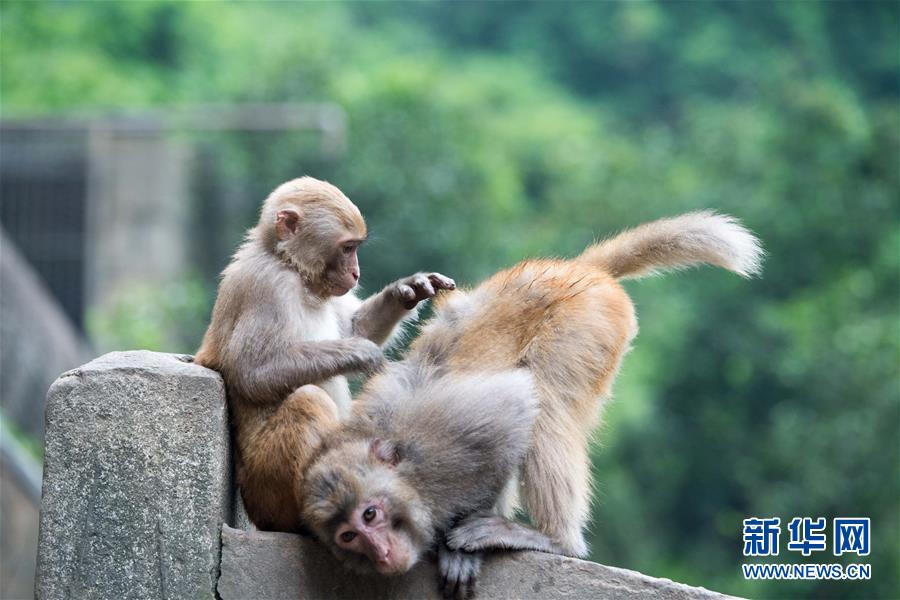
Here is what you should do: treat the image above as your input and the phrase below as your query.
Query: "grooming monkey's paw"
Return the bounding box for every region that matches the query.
[438,544,482,600]
[394,272,456,310]
[346,337,386,374]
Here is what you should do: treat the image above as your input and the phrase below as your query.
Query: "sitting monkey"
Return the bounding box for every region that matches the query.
[299,211,762,598]
[195,176,454,532]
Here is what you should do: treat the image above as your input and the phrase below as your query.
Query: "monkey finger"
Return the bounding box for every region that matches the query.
[458,555,482,599]
[396,284,417,301]
[428,273,456,290]
[452,573,471,599]
[440,568,460,600]
[439,546,465,600]
[395,284,420,310]
[412,278,436,300]
[440,545,483,600]
[443,576,459,600]
[462,575,477,600]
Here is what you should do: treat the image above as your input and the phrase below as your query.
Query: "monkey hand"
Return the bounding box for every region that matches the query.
[438,543,482,600]
[345,337,386,374]
[393,272,456,310]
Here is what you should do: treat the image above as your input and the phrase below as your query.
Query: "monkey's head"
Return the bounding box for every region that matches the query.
[260,177,367,297]
[302,438,433,576]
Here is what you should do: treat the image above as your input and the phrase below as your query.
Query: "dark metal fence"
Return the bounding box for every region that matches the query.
[0,126,88,327]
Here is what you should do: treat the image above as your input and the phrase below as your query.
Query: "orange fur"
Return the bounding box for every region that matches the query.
[233,385,340,531]
[412,211,761,555]
[414,260,635,555]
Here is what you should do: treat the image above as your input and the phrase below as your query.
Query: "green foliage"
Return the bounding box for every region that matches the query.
[0,411,43,461]
[86,275,212,354]
[2,2,897,597]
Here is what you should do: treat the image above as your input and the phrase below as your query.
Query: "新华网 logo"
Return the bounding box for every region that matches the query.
[741,516,871,581]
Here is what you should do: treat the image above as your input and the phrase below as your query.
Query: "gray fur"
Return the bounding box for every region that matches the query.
[232,337,383,402]
[446,513,565,554]
[349,363,539,530]
[438,545,482,600]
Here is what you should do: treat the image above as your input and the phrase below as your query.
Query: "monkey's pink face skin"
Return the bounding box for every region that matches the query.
[334,499,414,575]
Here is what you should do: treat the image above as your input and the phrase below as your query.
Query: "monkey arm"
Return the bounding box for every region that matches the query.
[351,272,456,346]
[445,513,567,556]
[351,290,416,346]
[234,338,384,404]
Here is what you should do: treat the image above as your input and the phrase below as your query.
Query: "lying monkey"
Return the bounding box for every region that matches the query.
[300,211,762,598]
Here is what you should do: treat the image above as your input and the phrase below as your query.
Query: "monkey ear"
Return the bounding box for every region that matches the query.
[369,438,401,467]
[275,209,301,241]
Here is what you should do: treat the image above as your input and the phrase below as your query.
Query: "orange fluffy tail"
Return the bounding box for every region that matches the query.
[578,211,763,280]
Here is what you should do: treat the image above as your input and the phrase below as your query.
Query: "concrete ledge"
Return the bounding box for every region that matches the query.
[218,526,734,600]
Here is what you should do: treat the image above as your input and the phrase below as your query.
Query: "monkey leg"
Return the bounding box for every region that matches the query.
[445,513,565,555]
[521,411,591,557]
[237,385,340,532]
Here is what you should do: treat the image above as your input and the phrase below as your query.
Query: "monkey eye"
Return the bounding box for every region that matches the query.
[340,531,357,543]
[341,244,355,255]
[363,506,377,522]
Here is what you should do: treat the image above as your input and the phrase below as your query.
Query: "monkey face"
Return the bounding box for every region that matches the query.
[274,211,366,298]
[323,238,363,297]
[302,439,433,576]
[333,497,416,575]
[267,177,367,297]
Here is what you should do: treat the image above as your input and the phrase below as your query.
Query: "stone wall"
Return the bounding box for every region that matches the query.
[35,351,735,600]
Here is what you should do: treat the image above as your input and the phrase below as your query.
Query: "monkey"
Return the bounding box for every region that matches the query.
[299,211,762,598]
[194,176,455,533]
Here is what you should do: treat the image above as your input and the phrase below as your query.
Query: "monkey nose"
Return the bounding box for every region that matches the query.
[351,271,360,281]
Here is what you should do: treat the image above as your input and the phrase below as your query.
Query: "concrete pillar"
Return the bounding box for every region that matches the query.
[36,351,230,600]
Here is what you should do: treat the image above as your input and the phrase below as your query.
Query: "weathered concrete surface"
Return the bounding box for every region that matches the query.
[36,351,230,600]
[218,526,735,600]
